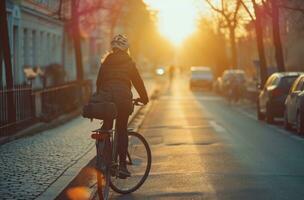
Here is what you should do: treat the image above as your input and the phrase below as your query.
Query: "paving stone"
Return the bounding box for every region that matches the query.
[0,117,100,199]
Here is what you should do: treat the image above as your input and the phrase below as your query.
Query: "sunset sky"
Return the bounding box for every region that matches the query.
[143,0,208,45]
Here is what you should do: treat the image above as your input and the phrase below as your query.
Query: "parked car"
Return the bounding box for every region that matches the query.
[257,72,302,123]
[284,74,304,135]
[189,66,213,90]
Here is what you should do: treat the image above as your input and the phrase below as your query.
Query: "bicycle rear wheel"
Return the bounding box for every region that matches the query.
[110,132,151,194]
[96,140,110,200]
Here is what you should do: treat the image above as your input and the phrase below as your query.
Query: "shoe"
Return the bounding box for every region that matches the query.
[118,164,131,179]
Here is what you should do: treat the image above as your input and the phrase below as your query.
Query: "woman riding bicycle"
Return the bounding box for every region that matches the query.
[96,34,149,178]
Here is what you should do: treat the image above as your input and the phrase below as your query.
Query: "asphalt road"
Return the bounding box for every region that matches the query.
[107,76,304,200]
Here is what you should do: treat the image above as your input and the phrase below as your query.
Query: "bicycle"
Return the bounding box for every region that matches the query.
[91,99,152,200]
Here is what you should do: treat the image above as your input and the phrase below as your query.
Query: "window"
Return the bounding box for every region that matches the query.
[32,30,36,66]
[271,77,280,86]
[40,31,44,65]
[13,26,19,81]
[46,33,50,64]
[23,29,29,66]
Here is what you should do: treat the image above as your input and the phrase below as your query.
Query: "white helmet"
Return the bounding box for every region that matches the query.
[111,34,129,51]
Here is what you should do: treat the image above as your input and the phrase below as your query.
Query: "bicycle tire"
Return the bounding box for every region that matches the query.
[96,140,110,200]
[110,131,151,194]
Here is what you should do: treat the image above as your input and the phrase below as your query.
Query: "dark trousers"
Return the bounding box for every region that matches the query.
[102,113,129,164]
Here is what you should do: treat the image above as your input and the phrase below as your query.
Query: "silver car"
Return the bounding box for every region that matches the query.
[284,74,304,135]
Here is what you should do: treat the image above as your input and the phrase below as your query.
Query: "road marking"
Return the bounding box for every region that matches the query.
[209,121,226,133]
[160,96,221,101]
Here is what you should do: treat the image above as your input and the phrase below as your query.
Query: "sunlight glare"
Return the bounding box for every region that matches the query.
[144,0,204,45]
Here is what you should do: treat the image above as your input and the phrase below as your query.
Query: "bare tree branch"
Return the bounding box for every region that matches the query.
[205,0,242,68]
[240,0,255,20]
[232,0,242,27]
[205,0,225,14]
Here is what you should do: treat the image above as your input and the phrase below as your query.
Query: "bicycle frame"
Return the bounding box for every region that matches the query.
[92,120,121,173]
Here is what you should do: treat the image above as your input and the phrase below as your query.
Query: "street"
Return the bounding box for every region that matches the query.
[2,0,304,199]
[108,76,304,200]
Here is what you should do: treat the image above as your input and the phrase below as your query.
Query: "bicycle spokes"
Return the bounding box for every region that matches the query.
[126,152,133,165]
[110,132,151,194]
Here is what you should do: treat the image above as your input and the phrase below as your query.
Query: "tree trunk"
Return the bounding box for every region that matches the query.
[271,0,285,72]
[71,0,84,81]
[0,0,16,124]
[229,27,237,68]
[0,41,2,87]
[253,0,268,86]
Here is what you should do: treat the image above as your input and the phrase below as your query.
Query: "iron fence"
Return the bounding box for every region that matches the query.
[0,85,35,136]
[0,80,92,137]
[37,80,92,122]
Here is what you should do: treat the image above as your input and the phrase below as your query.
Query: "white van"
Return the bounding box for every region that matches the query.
[190,66,214,90]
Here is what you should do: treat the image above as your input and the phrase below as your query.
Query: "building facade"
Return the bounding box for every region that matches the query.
[4,0,77,88]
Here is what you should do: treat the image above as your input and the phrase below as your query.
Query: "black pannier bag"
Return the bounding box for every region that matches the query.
[82,91,117,120]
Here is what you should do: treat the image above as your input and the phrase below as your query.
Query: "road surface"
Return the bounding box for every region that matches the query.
[108,76,304,200]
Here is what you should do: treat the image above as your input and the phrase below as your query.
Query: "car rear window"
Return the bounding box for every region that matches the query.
[191,70,213,80]
[280,76,298,88]
[192,70,212,76]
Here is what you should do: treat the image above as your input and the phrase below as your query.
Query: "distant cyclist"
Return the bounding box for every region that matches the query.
[169,65,175,84]
[96,34,149,177]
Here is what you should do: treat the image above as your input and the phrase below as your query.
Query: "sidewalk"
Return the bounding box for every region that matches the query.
[0,78,156,200]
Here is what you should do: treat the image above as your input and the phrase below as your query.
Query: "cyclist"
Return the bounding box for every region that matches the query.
[169,65,175,84]
[96,34,149,178]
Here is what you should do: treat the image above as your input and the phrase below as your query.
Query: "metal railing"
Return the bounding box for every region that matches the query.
[0,85,35,136]
[37,80,92,121]
[0,80,92,137]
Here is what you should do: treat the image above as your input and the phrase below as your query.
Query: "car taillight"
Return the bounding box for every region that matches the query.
[272,88,283,97]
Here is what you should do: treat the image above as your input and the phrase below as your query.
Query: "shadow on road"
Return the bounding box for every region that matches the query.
[112,192,204,199]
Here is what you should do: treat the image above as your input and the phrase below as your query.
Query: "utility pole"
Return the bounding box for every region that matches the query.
[0,0,16,124]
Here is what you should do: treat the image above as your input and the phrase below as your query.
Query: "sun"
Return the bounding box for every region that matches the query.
[144,0,204,46]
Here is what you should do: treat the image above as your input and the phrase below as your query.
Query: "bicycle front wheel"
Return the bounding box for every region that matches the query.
[110,131,151,194]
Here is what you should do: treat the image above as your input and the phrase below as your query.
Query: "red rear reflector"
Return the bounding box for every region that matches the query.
[91,133,108,140]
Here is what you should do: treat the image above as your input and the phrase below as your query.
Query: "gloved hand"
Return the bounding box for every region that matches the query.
[135,98,149,105]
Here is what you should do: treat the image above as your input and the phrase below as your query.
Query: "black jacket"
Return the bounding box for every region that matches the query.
[96,51,149,114]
